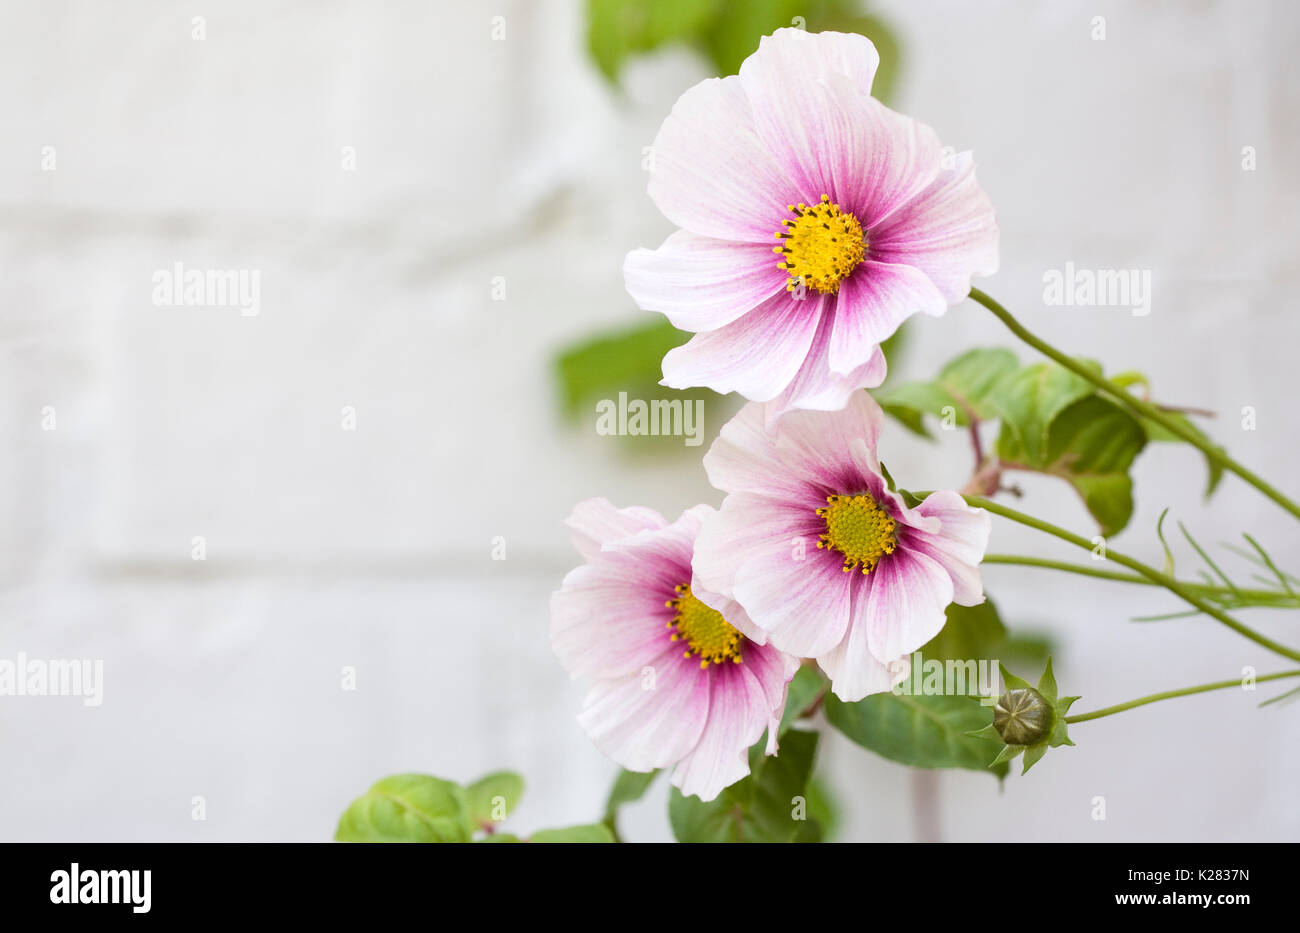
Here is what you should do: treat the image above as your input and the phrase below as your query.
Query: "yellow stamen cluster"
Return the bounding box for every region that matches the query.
[665,583,743,669]
[816,493,897,575]
[773,194,866,295]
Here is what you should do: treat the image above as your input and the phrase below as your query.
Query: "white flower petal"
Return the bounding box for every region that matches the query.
[623,230,788,333]
[648,75,797,243]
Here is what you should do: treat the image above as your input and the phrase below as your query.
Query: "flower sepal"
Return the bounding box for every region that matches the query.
[968,658,1079,775]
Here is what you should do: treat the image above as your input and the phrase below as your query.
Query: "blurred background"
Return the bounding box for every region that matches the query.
[1,0,1297,841]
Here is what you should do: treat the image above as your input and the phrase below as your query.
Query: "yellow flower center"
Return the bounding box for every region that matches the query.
[816,493,897,575]
[665,584,743,669]
[773,194,866,295]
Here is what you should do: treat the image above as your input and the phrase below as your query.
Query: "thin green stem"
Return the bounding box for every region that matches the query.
[982,553,1300,606]
[1065,670,1300,723]
[906,491,1300,663]
[968,287,1300,523]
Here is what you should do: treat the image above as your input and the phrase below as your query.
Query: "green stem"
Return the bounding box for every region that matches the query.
[1065,670,1300,723]
[907,491,1300,663]
[968,287,1300,523]
[983,553,1300,605]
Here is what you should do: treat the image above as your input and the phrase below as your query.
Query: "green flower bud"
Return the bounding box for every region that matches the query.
[993,687,1053,746]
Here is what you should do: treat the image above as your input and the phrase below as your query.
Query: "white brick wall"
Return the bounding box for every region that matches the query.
[0,0,1296,841]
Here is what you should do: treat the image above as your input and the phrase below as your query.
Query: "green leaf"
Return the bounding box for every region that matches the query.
[553,318,689,416]
[875,347,1019,434]
[824,692,1003,774]
[698,0,811,76]
[463,771,524,830]
[988,360,1099,466]
[529,823,617,844]
[335,774,471,843]
[999,393,1147,536]
[585,0,722,84]
[878,399,934,439]
[779,665,827,734]
[475,833,523,844]
[804,776,840,842]
[877,319,910,380]
[922,600,1007,669]
[585,0,642,83]
[602,768,658,825]
[668,729,820,842]
[936,347,1021,420]
[875,381,961,433]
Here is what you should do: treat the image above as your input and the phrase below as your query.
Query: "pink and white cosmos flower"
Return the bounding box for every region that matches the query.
[551,498,800,801]
[692,393,991,702]
[624,28,998,416]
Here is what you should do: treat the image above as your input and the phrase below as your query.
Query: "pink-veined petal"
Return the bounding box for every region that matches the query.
[623,230,788,333]
[550,562,677,680]
[863,547,955,663]
[905,490,992,606]
[830,260,947,373]
[738,30,882,201]
[765,310,886,419]
[648,75,797,243]
[693,491,821,599]
[868,151,999,304]
[576,648,711,773]
[818,587,911,702]
[564,497,666,563]
[661,291,825,402]
[670,661,771,801]
[733,541,853,658]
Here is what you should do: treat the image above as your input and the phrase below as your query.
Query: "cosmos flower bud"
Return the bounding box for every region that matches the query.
[993,686,1053,746]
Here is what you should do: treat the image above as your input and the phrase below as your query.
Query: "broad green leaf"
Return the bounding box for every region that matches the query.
[989,360,1099,465]
[476,833,523,844]
[875,347,1018,434]
[642,0,722,47]
[936,347,1020,419]
[585,0,903,110]
[874,381,960,433]
[998,393,1147,536]
[805,776,840,842]
[335,774,471,843]
[586,0,720,83]
[824,692,1002,774]
[529,823,617,844]
[878,399,933,439]
[668,729,820,842]
[553,318,688,416]
[699,0,816,76]
[779,665,827,734]
[1044,396,1147,535]
[877,319,910,380]
[463,771,524,830]
[585,0,643,83]
[602,768,658,825]
[921,599,1053,687]
[921,600,1007,669]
